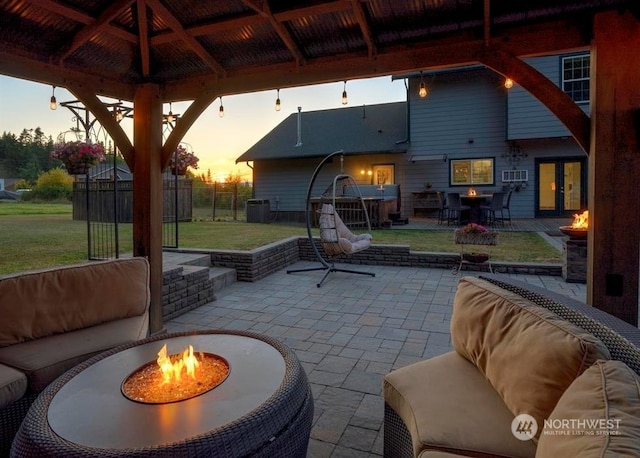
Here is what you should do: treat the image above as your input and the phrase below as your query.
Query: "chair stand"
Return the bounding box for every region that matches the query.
[287,261,375,288]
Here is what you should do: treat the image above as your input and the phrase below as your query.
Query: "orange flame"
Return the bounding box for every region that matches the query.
[156,344,200,385]
[571,210,588,229]
[468,188,477,196]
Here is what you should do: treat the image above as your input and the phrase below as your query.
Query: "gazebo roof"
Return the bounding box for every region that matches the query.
[1,0,634,101]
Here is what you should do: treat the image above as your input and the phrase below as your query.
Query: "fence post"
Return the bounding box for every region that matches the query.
[233,182,238,220]
[212,181,217,221]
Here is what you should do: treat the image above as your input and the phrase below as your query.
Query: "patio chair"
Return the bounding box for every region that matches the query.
[481,192,506,227]
[437,191,448,225]
[446,193,470,226]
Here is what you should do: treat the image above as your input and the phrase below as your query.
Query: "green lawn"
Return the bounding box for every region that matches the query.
[0,202,562,275]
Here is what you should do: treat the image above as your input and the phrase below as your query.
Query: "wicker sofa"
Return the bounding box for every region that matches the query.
[0,258,150,455]
[384,275,640,458]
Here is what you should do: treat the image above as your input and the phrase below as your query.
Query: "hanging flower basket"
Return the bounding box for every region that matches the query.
[50,141,105,175]
[64,161,91,175]
[169,145,199,176]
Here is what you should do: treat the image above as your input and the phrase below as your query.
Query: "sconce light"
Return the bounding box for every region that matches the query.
[418,72,428,98]
[275,89,281,111]
[167,102,174,123]
[49,86,57,110]
[341,81,348,105]
[218,97,224,118]
[504,77,514,89]
[503,141,527,167]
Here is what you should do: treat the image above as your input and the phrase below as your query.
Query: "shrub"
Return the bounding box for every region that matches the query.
[25,168,74,201]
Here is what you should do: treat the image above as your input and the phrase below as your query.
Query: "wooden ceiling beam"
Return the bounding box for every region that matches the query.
[242,0,306,66]
[349,0,376,57]
[146,0,226,76]
[59,0,135,63]
[136,0,151,77]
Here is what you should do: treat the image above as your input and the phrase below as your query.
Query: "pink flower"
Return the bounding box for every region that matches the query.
[50,141,106,166]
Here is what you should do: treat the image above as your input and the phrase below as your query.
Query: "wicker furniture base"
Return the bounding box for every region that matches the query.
[11,331,313,458]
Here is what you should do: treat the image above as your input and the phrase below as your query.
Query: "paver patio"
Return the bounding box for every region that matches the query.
[165,260,586,457]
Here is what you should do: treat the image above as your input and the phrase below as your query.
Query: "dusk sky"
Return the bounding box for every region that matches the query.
[0,75,407,181]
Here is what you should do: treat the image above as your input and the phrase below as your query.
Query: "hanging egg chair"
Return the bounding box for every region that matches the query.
[287,150,375,287]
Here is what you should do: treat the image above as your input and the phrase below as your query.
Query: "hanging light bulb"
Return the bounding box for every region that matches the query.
[275,89,281,111]
[115,100,124,121]
[219,97,224,118]
[49,86,57,110]
[341,81,348,105]
[418,72,428,98]
[504,77,514,89]
[167,102,174,123]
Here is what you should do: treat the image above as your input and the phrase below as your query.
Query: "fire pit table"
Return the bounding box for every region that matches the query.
[11,331,313,458]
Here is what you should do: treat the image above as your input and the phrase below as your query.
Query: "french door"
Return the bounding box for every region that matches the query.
[536,158,587,217]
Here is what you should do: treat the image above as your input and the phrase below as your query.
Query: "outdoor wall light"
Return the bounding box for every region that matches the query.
[49,86,57,110]
[219,97,224,118]
[504,77,514,89]
[275,89,281,111]
[341,81,348,105]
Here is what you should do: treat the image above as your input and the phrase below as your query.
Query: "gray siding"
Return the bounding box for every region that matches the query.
[507,54,590,140]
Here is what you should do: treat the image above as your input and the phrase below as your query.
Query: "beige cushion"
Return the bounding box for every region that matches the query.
[0,314,148,392]
[536,360,640,457]
[0,258,150,346]
[0,363,27,409]
[384,351,536,458]
[451,277,611,441]
[319,203,371,255]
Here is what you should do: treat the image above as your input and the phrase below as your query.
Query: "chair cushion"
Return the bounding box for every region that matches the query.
[384,351,537,458]
[0,363,27,409]
[451,277,611,441]
[0,314,148,392]
[536,360,640,457]
[0,258,150,347]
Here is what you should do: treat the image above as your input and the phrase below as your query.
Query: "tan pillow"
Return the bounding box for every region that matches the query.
[536,360,640,457]
[0,258,150,346]
[451,277,611,440]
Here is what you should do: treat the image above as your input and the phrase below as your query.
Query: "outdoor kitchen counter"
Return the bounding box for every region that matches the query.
[11,331,313,458]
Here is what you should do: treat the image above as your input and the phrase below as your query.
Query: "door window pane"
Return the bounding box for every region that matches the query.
[563,162,582,211]
[539,163,556,210]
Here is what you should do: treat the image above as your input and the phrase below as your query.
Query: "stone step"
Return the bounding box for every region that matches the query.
[209,267,236,291]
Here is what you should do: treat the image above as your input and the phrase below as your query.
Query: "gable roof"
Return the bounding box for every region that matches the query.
[237,102,407,162]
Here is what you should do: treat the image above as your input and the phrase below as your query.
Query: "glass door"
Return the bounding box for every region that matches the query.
[536,158,586,217]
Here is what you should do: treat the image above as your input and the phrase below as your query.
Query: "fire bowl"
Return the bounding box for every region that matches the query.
[122,352,230,404]
[559,226,588,240]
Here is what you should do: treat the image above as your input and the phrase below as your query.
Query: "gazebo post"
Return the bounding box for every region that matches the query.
[132,83,165,334]
[588,10,640,326]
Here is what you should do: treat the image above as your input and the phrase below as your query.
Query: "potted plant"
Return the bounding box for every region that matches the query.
[168,145,199,176]
[50,141,106,175]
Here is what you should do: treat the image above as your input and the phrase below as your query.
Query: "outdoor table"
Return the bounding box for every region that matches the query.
[11,331,313,458]
[461,194,493,224]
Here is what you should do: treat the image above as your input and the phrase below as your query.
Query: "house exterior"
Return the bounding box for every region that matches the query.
[237,52,589,222]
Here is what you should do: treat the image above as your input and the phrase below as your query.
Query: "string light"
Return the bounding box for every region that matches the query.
[341,81,348,105]
[218,97,224,118]
[167,102,174,123]
[504,77,514,89]
[418,72,427,98]
[115,100,124,121]
[49,86,57,110]
[275,89,281,111]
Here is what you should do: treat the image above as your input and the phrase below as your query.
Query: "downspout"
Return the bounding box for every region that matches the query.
[396,78,410,145]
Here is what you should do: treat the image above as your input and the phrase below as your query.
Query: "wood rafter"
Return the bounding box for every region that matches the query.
[146,0,227,76]
[59,0,135,63]
[137,0,150,77]
[349,0,376,57]
[484,0,491,46]
[242,0,306,66]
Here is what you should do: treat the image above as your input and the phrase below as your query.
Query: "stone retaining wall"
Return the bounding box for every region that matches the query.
[162,265,215,320]
[168,236,561,282]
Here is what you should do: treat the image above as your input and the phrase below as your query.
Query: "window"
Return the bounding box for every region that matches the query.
[451,159,494,185]
[562,55,590,103]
